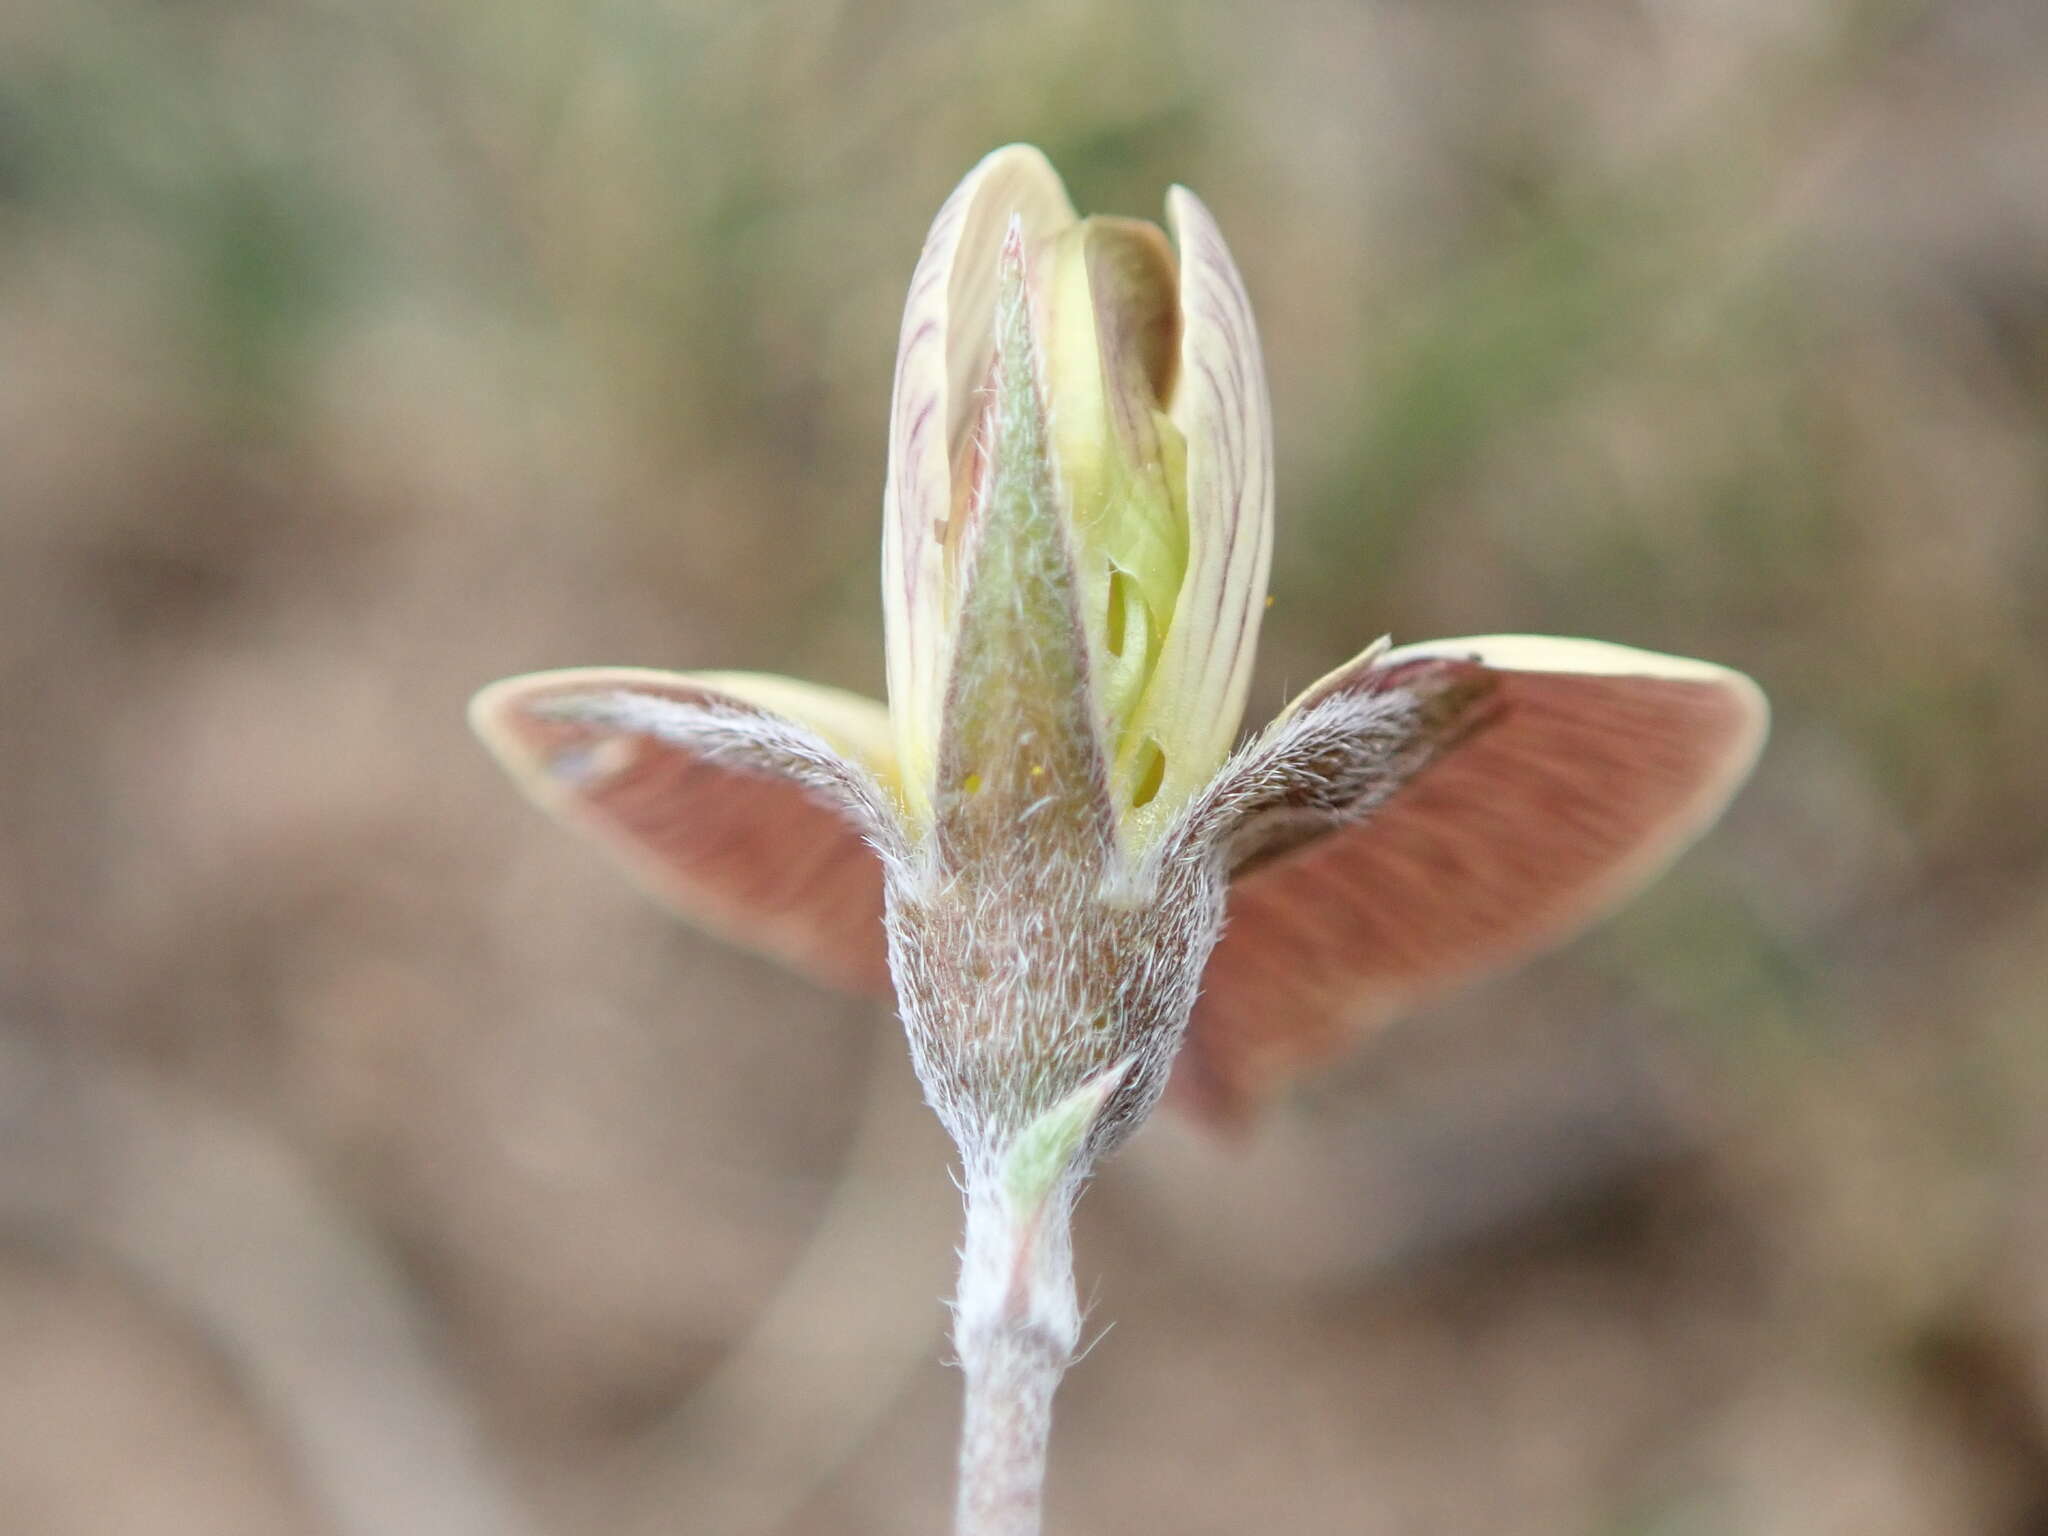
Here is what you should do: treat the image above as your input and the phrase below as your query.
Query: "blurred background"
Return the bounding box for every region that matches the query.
[2,0,2046,1531]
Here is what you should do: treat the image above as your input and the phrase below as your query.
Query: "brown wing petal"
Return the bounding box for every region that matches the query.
[1172,636,1767,1126]
[471,668,895,996]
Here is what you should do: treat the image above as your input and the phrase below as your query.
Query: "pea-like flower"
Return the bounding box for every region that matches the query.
[470,145,1766,1536]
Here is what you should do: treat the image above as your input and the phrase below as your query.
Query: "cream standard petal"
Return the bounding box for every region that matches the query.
[471,668,895,995]
[882,145,1077,826]
[1173,636,1767,1124]
[1119,186,1274,847]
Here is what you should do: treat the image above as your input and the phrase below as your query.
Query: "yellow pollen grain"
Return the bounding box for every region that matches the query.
[962,771,983,795]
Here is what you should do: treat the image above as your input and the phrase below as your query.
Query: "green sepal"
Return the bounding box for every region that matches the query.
[1000,1058,1133,1212]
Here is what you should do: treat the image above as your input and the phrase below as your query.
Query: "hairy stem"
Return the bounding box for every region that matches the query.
[951,1178,1080,1536]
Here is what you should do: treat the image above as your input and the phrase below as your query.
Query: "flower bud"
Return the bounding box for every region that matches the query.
[882,146,1273,854]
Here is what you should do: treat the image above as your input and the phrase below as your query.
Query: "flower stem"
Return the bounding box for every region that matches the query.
[951,1177,1080,1536]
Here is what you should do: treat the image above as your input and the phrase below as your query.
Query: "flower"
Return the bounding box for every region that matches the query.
[469,145,1768,1145]
[470,144,1772,1532]
[882,147,1269,855]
